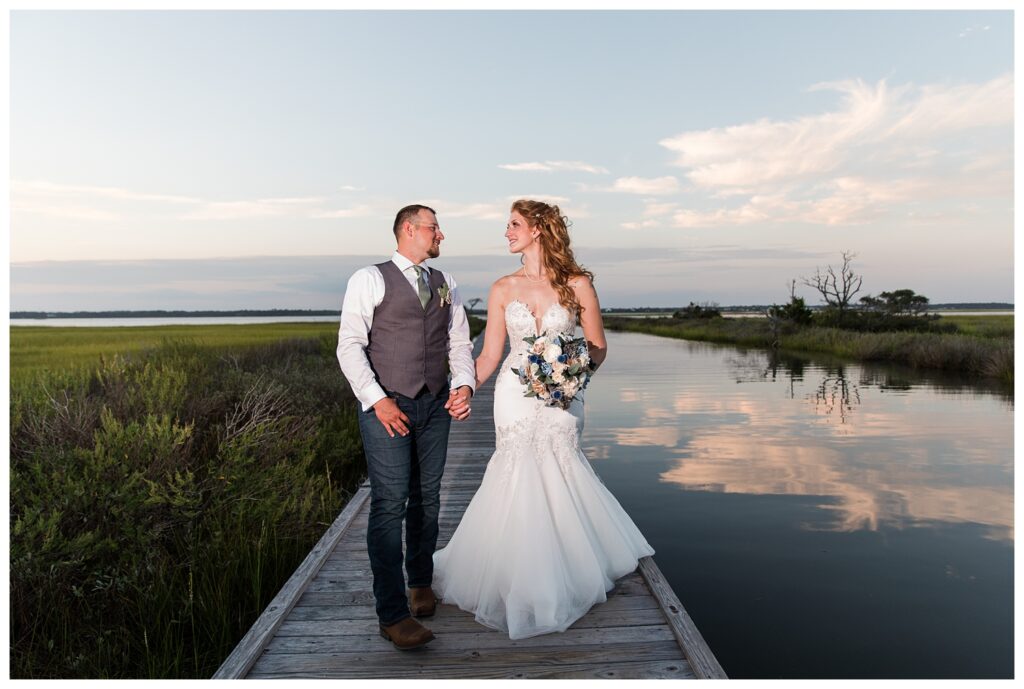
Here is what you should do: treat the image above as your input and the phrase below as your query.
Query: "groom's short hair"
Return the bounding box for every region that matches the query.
[393,204,437,237]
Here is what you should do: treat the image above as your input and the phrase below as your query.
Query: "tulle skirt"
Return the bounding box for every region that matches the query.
[432,370,654,639]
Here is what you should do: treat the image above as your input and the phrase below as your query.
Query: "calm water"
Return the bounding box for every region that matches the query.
[581,331,1013,679]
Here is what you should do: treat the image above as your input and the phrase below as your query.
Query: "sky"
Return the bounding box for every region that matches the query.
[8,9,1015,310]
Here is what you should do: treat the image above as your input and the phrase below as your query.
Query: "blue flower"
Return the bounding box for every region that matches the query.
[557,354,567,363]
[552,390,563,399]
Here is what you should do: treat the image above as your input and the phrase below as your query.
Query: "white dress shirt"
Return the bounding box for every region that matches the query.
[337,250,476,411]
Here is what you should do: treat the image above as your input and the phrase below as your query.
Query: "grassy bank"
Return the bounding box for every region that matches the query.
[11,317,486,380]
[10,322,340,380]
[939,314,1014,339]
[9,316,484,678]
[603,315,1013,384]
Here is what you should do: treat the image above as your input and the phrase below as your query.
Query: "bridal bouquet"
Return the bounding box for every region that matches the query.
[511,331,594,409]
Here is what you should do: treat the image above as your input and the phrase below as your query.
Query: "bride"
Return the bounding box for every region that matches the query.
[433,199,654,639]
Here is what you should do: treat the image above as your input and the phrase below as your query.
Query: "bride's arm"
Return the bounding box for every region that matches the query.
[473,280,508,387]
[573,275,607,370]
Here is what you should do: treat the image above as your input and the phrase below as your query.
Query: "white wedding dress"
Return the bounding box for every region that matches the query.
[432,299,655,639]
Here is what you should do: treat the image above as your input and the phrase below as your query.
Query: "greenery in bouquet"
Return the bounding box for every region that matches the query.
[511,331,594,409]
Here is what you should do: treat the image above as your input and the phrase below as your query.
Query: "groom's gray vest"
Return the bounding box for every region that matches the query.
[366,260,451,398]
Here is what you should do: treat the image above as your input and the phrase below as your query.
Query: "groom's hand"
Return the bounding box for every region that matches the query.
[373,397,410,438]
[445,386,473,421]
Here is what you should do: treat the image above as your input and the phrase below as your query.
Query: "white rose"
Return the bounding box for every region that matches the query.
[543,343,563,364]
[551,363,567,383]
[531,337,548,354]
[529,362,541,377]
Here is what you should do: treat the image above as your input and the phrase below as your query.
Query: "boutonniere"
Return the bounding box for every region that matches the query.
[437,283,453,308]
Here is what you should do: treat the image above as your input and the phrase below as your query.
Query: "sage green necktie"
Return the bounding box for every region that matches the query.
[412,265,430,309]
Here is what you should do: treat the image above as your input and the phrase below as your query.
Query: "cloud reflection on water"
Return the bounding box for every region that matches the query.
[598,339,1012,542]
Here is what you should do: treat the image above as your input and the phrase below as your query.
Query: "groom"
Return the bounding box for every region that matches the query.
[336,204,475,650]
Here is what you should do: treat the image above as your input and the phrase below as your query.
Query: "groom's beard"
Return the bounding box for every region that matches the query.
[427,244,440,258]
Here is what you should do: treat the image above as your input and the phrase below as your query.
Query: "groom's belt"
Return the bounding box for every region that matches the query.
[386,384,450,401]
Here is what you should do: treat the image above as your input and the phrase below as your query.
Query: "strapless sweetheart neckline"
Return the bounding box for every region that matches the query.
[505,298,570,336]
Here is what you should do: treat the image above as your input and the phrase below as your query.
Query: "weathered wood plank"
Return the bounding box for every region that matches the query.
[249,656,695,679]
[638,556,727,679]
[277,606,669,636]
[293,589,378,607]
[248,640,689,677]
[296,570,653,601]
[297,571,653,601]
[264,624,676,654]
[286,592,660,622]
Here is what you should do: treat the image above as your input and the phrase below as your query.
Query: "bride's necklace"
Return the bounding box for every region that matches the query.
[521,266,547,283]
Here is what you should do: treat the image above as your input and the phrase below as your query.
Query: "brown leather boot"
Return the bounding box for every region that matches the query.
[378,616,435,650]
[408,586,439,617]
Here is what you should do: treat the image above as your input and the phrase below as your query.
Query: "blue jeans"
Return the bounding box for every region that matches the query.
[357,387,451,626]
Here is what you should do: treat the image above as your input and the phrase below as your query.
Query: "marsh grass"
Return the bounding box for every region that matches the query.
[604,315,1013,384]
[10,330,364,678]
[939,314,1014,339]
[9,322,339,379]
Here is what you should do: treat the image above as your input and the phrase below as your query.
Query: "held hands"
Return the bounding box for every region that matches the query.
[374,387,472,434]
[372,397,411,438]
[445,386,473,421]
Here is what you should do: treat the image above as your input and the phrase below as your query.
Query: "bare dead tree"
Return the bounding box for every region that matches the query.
[802,250,863,324]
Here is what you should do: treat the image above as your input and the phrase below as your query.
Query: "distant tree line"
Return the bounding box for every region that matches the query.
[763,250,985,338]
[10,309,340,319]
[646,251,1011,344]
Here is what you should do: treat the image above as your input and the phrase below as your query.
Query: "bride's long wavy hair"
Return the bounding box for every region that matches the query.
[511,199,594,318]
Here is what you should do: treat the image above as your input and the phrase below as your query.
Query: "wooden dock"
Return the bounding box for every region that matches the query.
[215,336,726,679]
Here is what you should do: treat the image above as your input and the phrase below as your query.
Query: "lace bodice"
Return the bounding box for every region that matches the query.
[496,298,584,434]
[503,299,577,361]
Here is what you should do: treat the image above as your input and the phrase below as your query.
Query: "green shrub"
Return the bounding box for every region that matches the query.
[673,301,722,319]
[10,336,366,678]
[812,307,955,334]
[767,296,813,326]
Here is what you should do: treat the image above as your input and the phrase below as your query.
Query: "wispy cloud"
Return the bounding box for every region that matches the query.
[671,177,934,228]
[578,176,681,195]
[12,179,202,204]
[10,179,348,223]
[658,74,1013,227]
[621,200,678,229]
[959,24,991,39]
[503,194,571,204]
[622,219,660,230]
[610,176,680,195]
[882,75,1012,138]
[642,200,679,217]
[421,196,587,221]
[309,204,377,219]
[499,160,609,174]
[11,179,197,222]
[180,197,326,220]
[421,200,506,220]
[8,177,586,231]
[11,202,122,222]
